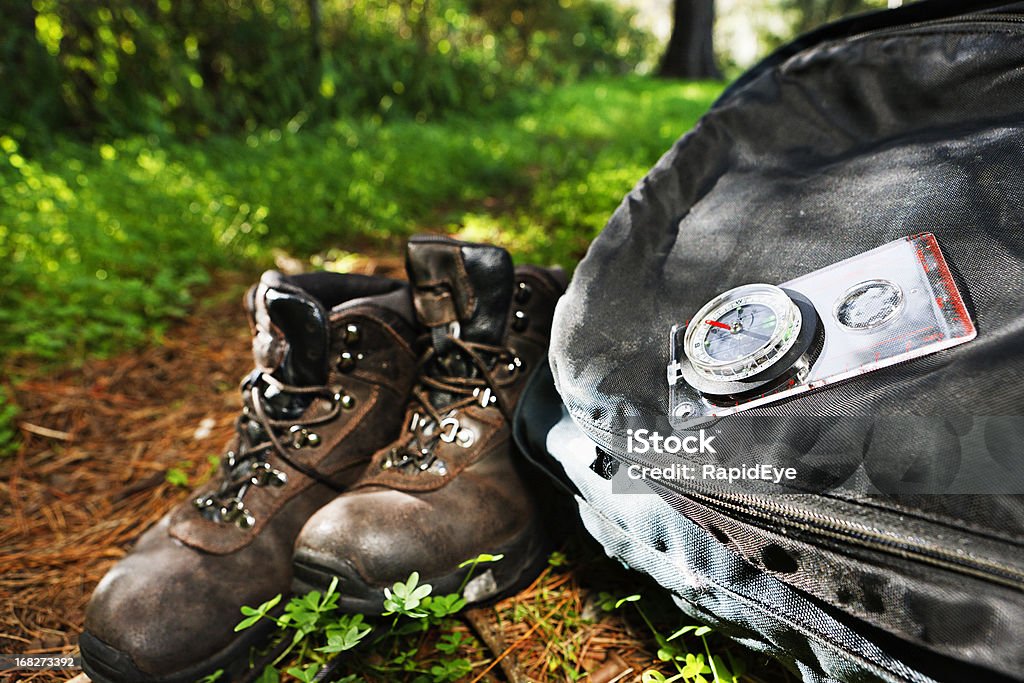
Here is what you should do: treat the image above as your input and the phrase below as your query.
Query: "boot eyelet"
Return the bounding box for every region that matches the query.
[473,387,497,407]
[438,416,460,442]
[343,323,361,346]
[289,425,320,448]
[515,281,532,303]
[249,461,289,487]
[340,394,356,410]
[455,428,475,448]
[512,310,528,332]
[245,421,266,442]
[337,351,356,372]
[250,461,269,480]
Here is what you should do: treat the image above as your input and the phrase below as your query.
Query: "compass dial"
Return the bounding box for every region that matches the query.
[684,284,802,382]
[703,303,776,361]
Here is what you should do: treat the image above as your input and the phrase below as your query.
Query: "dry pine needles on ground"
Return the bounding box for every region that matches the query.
[0,259,694,683]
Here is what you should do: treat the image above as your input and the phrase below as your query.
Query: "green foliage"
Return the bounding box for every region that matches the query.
[547,550,569,567]
[0,133,227,361]
[382,571,433,618]
[318,614,371,654]
[1,0,651,142]
[455,78,724,266]
[604,592,747,683]
[0,78,722,363]
[164,466,189,488]
[236,554,502,681]
[0,386,19,457]
[236,594,283,632]
[468,0,654,83]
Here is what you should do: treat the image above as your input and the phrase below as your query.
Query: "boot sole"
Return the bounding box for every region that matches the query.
[80,605,288,683]
[292,520,551,614]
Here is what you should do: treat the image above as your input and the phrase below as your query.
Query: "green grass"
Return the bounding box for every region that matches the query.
[228,548,777,683]
[0,76,723,364]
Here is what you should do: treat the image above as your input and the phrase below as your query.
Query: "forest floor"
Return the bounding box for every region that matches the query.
[0,254,796,683]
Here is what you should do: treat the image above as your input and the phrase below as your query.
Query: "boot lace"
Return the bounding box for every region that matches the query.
[382,333,521,476]
[194,371,346,528]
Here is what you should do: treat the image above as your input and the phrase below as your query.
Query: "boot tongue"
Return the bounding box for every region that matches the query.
[246,271,330,417]
[406,236,513,353]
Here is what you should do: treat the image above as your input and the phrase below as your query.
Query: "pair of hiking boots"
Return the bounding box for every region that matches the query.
[80,236,565,682]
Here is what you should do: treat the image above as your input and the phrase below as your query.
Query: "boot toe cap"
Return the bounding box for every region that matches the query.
[293,488,449,591]
[83,517,288,678]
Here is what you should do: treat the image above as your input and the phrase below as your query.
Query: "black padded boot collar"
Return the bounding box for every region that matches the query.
[405,236,513,352]
[248,271,330,389]
[246,270,410,398]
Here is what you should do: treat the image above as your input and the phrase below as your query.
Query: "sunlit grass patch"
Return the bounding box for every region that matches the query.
[0,77,724,364]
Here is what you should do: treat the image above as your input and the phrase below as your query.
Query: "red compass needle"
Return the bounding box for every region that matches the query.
[706,320,732,331]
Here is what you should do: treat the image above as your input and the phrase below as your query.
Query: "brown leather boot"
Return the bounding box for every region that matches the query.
[292,237,566,613]
[81,271,420,683]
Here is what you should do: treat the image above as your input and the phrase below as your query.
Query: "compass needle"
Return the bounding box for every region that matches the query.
[683,284,807,384]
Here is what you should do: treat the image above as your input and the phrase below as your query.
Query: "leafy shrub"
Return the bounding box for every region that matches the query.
[469,0,654,83]
[231,555,502,682]
[0,134,236,359]
[1,0,653,143]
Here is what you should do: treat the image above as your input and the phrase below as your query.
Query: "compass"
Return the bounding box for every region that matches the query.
[667,234,976,423]
[677,283,821,398]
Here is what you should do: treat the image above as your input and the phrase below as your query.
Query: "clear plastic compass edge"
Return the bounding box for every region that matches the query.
[668,233,977,428]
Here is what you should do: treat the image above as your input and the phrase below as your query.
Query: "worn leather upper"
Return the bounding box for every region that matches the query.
[84,271,420,676]
[295,248,566,591]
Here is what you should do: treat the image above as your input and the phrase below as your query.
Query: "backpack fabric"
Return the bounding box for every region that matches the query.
[533,1,1024,680]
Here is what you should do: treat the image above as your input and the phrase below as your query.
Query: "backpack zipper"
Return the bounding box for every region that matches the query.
[611,450,1024,591]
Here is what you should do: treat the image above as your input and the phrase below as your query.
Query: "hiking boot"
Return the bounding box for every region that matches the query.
[81,271,421,683]
[292,236,566,613]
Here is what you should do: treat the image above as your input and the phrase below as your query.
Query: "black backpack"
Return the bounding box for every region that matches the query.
[519,1,1024,680]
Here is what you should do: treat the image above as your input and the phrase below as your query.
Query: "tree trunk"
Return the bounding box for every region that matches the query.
[658,0,720,80]
[308,0,322,63]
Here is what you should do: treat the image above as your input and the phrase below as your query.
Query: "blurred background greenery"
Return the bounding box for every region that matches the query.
[0,0,892,451]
